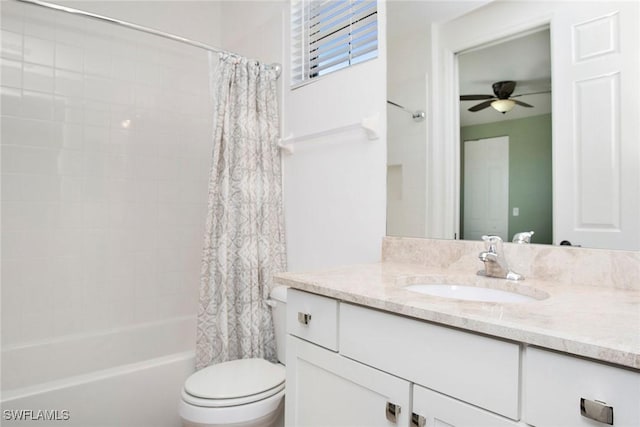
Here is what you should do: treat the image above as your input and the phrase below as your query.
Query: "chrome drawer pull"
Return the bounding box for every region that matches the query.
[385,402,401,423]
[297,312,312,325]
[411,413,426,427]
[580,398,613,425]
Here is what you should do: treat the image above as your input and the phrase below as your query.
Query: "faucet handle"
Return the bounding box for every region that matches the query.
[481,235,503,253]
[512,231,535,244]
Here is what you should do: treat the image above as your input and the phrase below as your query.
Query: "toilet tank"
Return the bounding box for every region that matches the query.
[269,286,288,364]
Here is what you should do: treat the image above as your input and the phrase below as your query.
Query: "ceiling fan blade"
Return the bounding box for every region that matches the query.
[511,90,551,98]
[493,80,516,99]
[513,100,534,108]
[460,94,494,100]
[468,100,494,112]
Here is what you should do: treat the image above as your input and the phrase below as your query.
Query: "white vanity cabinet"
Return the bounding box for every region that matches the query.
[524,347,640,427]
[412,385,519,427]
[285,289,640,427]
[286,336,412,427]
[285,289,411,427]
[339,302,521,420]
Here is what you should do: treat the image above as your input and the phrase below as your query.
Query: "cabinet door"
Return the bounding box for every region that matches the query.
[525,347,640,427]
[286,336,411,427]
[412,385,519,427]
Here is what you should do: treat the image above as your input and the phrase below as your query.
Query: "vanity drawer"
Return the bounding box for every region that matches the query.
[524,347,640,427]
[287,289,339,351]
[340,303,521,420]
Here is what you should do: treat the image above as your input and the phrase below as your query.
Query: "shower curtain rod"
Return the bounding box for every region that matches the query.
[15,0,282,78]
[387,100,426,122]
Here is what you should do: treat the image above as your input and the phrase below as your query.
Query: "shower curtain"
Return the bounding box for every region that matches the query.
[196,53,286,369]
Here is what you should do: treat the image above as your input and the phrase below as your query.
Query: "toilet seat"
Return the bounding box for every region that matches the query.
[182,358,285,408]
[182,382,285,408]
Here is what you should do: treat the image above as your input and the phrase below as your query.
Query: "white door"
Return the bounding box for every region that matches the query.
[285,336,411,427]
[553,1,640,249]
[463,136,509,241]
[412,384,519,427]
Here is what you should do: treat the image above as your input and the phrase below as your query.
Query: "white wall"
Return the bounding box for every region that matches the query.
[50,1,222,47]
[281,2,388,271]
[386,7,429,238]
[1,0,215,359]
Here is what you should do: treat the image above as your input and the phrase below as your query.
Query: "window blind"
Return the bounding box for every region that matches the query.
[291,0,378,87]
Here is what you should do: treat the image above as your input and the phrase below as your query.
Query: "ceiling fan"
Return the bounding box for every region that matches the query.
[460,80,548,113]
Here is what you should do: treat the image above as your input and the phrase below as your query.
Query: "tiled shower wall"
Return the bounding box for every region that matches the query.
[1,1,213,347]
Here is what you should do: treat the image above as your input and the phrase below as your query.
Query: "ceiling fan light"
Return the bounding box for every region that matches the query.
[491,99,516,113]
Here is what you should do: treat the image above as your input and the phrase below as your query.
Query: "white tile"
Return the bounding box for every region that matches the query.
[82,177,109,202]
[58,149,84,176]
[21,311,56,343]
[1,310,22,347]
[1,201,54,231]
[23,35,54,66]
[83,125,110,152]
[111,56,137,82]
[61,123,83,150]
[2,116,62,147]
[106,178,128,202]
[59,176,84,201]
[54,95,84,124]
[53,304,88,336]
[84,75,113,102]
[112,81,134,106]
[82,150,107,177]
[1,174,24,201]
[1,86,22,116]
[56,202,84,229]
[0,1,24,33]
[49,256,84,285]
[48,229,84,257]
[21,89,54,120]
[1,30,23,60]
[84,50,112,77]
[23,63,54,93]
[128,179,158,203]
[54,11,84,43]
[55,42,83,71]
[83,201,108,228]
[133,297,159,323]
[1,145,56,175]
[130,155,159,179]
[1,58,22,88]
[108,128,132,155]
[54,69,83,97]
[83,102,111,127]
[21,175,62,201]
[105,153,128,178]
[22,6,57,39]
[1,257,24,288]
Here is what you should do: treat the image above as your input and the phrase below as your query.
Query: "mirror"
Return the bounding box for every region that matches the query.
[458,29,552,244]
[386,0,640,251]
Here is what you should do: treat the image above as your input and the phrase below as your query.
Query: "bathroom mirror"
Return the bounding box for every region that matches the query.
[458,29,552,245]
[386,0,640,251]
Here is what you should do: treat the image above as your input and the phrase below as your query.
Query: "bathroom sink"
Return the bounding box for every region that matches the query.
[404,283,539,303]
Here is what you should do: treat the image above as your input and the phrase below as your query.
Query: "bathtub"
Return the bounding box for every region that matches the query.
[1,316,196,426]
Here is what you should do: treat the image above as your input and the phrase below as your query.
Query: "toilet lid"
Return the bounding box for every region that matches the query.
[184,358,285,400]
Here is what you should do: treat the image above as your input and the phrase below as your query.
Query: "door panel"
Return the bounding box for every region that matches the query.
[553,1,640,249]
[463,136,509,241]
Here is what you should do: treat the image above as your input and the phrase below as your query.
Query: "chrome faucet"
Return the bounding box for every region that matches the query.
[512,230,535,244]
[478,235,523,281]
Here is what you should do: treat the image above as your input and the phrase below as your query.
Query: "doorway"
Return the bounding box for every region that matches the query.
[461,136,509,241]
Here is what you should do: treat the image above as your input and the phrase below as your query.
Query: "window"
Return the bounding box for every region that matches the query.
[290,0,378,87]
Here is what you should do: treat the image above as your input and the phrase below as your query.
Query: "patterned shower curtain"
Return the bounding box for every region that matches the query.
[196,53,286,370]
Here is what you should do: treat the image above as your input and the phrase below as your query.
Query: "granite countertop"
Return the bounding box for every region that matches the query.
[274,262,640,369]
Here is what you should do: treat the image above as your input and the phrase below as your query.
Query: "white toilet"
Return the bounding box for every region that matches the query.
[179,286,288,427]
